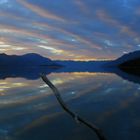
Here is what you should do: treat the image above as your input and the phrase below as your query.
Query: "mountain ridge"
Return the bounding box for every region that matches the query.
[1,50,140,67]
[0,53,59,67]
[111,50,140,65]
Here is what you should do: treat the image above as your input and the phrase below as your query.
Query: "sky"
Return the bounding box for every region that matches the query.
[0,0,140,60]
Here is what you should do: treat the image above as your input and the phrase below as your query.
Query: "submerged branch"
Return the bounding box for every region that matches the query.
[41,74,107,140]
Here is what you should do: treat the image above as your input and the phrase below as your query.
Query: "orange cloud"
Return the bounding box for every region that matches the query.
[96,10,139,39]
[0,12,29,22]
[74,0,100,21]
[17,0,66,22]
[74,0,90,15]
[33,22,102,50]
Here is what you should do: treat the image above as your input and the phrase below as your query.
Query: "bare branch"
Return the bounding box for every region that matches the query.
[41,74,107,140]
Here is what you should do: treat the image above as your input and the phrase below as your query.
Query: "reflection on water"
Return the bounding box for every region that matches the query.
[0,71,140,140]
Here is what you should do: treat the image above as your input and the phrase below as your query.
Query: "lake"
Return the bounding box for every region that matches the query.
[0,71,140,140]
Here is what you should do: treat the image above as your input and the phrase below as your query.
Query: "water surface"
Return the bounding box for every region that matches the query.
[0,72,140,140]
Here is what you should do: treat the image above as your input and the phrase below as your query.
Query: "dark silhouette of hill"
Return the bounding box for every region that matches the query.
[0,53,62,79]
[118,58,140,77]
[113,51,140,78]
[119,58,140,68]
[109,50,140,66]
[0,53,59,66]
[108,50,140,84]
[0,52,140,85]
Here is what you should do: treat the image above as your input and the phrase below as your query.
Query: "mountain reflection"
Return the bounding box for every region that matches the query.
[0,63,140,85]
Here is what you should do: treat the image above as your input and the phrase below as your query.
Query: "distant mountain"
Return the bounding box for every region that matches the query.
[111,51,140,66]
[0,53,60,67]
[119,58,140,68]
[111,51,140,77]
[0,52,140,83]
[55,60,109,72]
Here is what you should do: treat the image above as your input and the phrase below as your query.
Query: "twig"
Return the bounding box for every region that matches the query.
[41,74,107,140]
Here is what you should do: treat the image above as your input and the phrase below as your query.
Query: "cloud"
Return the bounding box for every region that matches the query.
[96,10,139,38]
[37,45,63,54]
[17,0,66,22]
[32,21,102,50]
[0,0,139,60]
[74,0,90,15]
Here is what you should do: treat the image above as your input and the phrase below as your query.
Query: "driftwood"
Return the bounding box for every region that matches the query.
[41,74,107,140]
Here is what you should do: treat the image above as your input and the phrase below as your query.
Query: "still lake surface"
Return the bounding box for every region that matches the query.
[0,71,140,140]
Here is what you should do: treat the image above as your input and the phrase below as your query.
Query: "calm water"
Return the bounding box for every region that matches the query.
[0,72,140,140]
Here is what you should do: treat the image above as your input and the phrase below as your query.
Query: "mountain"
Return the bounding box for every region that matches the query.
[119,58,140,68]
[0,53,60,67]
[1,51,140,81]
[112,50,140,68]
[110,50,140,77]
[110,51,140,66]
